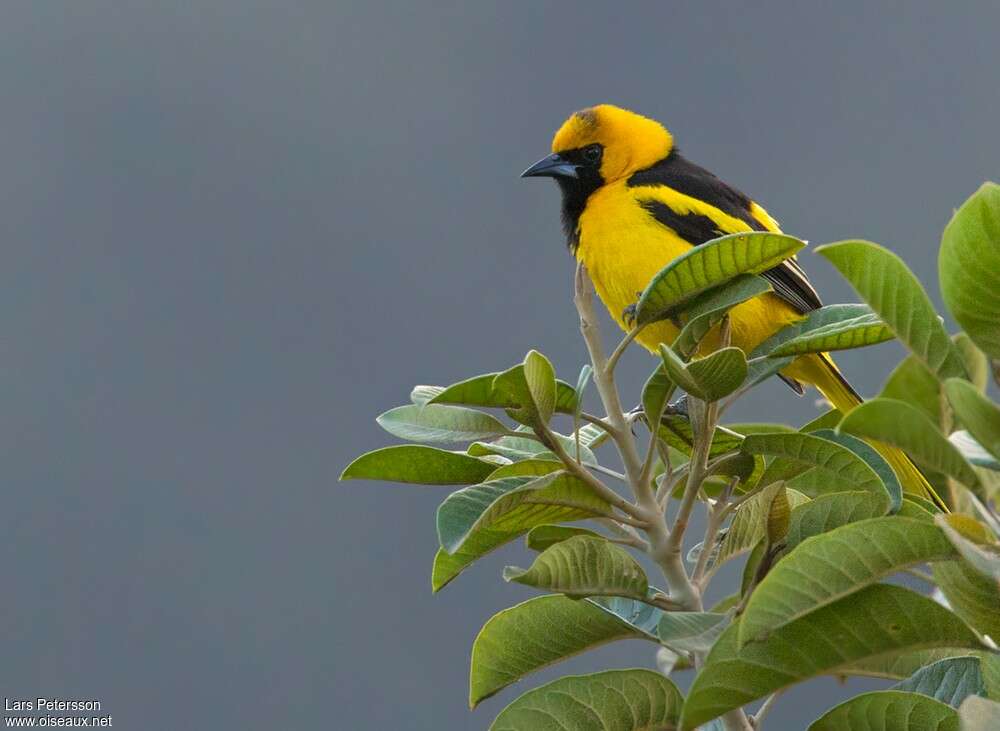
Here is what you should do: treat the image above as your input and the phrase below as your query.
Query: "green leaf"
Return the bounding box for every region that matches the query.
[657,611,730,654]
[657,416,744,458]
[525,524,604,552]
[811,428,904,512]
[935,515,1000,582]
[523,350,557,423]
[437,472,613,554]
[842,649,990,681]
[340,445,498,485]
[430,372,519,408]
[895,656,986,708]
[738,491,893,592]
[469,595,659,707]
[672,274,773,358]
[945,379,1000,462]
[954,333,990,393]
[768,312,894,357]
[785,491,893,547]
[430,466,610,591]
[949,431,1000,471]
[939,182,1000,361]
[503,535,648,600]
[959,696,1000,731]
[659,344,747,402]
[635,231,805,325]
[983,653,1000,700]
[839,398,981,490]
[741,431,890,503]
[716,483,811,567]
[933,559,1000,639]
[377,404,509,443]
[740,517,956,645]
[816,239,966,380]
[808,691,959,731]
[680,585,985,729]
[488,669,683,731]
[641,365,675,425]
[430,370,579,414]
[881,355,942,425]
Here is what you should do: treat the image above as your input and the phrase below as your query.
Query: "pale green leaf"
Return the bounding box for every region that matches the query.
[950,431,1000,471]
[808,691,958,731]
[489,669,683,731]
[635,231,805,325]
[840,398,981,490]
[939,182,1000,361]
[816,239,966,379]
[469,595,660,707]
[958,695,1000,731]
[740,517,956,645]
[680,585,985,729]
[945,379,1000,461]
[377,403,508,443]
[503,535,648,600]
[411,384,444,405]
[340,445,498,485]
[843,649,991,681]
[935,515,1000,582]
[895,656,986,708]
[657,611,730,654]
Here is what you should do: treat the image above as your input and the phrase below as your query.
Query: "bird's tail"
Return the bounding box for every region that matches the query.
[796,353,948,512]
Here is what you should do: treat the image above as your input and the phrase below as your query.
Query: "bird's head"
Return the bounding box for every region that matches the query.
[521,104,673,187]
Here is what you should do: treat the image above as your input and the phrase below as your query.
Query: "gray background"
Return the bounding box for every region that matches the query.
[3,2,998,729]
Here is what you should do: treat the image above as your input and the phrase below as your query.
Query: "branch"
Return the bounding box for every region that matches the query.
[539,421,648,524]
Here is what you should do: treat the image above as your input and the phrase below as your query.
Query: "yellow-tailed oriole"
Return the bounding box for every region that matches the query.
[522,103,942,506]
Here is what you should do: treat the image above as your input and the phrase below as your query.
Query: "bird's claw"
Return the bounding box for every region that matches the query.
[664,394,689,418]
[622,302,638,326]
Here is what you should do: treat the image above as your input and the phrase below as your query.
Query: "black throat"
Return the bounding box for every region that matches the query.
[557,169,603,250]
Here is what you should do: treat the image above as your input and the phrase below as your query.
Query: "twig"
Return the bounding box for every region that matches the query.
[693,478,736,587]
[597,517,650,551]
[539,421,648,524]
[606,325,642,376]
[751,690,784,729]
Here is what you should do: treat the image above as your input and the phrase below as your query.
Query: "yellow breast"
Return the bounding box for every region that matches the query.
[575,183,802,356]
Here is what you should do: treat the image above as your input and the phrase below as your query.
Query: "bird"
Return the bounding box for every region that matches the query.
[521,103,943,508]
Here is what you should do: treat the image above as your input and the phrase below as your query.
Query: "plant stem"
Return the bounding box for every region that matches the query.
[572,266,752,731]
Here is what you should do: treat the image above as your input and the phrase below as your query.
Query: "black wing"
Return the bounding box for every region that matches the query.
[631,151,822,315]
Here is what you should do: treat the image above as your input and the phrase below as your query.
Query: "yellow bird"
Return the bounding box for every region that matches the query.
[522,103,941,506]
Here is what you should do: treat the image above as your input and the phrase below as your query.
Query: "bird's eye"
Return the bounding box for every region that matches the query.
[583,145,602,164]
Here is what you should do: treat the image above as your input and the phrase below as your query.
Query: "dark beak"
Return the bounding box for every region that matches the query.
[520,153,579,179]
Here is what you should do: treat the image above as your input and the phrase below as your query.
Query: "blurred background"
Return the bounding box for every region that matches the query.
[3,2,999,728]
